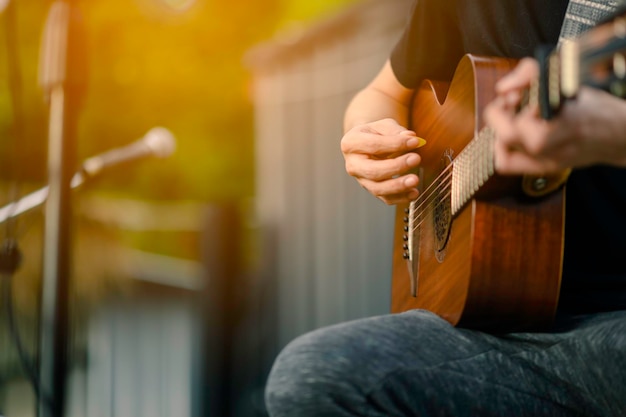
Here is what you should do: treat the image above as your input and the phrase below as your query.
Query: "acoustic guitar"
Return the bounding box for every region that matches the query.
[390,11,626,332]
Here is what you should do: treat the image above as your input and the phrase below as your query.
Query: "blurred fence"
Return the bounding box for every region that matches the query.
[245,0,413,350]
[0,199,264,417]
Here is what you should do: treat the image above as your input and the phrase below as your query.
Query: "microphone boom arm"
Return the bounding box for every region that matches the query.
[0,126,175,224]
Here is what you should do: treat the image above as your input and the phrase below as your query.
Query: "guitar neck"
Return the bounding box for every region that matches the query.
[450,127,496,215]
[455,11,626,204]
[536,10,626,120]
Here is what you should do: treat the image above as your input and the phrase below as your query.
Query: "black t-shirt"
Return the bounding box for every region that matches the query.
[390,0,626,314]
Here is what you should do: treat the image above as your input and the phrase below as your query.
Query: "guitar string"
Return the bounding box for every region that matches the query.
[409,188,452,234]
[405,162,453,223]
[407,163,452,212]
[406,168,453,233]
[407,126,496,232]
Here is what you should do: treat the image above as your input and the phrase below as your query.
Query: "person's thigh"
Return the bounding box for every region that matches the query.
[264,309,626,417]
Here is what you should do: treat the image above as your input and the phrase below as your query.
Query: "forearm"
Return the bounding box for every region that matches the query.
[340,60,422,205]
[343,60,415,134]
[593,92,626,167]
[343,87,412,133]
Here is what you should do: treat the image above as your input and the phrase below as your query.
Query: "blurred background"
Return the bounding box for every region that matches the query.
[0,0,412,415]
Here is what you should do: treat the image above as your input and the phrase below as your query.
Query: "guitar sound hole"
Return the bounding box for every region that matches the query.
[434,151,453,261]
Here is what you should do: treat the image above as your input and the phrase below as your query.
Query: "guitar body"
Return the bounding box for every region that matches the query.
[391,55,566,332]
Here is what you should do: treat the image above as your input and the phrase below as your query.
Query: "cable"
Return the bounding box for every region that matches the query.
[0,240,55,411]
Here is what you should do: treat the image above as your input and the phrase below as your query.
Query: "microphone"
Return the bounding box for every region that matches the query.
[0,127,177,224]
[80,126,176,179]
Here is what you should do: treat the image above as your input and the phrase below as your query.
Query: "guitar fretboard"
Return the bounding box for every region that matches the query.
[451,127,496,215]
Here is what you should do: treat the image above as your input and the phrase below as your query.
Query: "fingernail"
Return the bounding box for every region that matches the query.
[406,153,419,166]
[404,176,418,187]
[407,137,427,148]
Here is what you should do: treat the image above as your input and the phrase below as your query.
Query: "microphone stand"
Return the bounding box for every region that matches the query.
[37,1,85,415]
[0,126,176,225]
[0,172,86,225]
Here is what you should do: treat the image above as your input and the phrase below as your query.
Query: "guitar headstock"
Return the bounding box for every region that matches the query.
[537,8,626,120]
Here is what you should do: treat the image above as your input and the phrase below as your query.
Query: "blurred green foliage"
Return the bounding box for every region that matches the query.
[0,0,358,203]
[1,2,361,402]
[0,0,360,318]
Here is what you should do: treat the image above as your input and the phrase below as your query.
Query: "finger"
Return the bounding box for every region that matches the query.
[366,118,414,136]
[495,58,539,94]
[376,189,420,205]
[493,137,561,175]
[346,152,421,181]
[510,108,553,155]
[341,128,426,156]
[359,173,420,202]
[484,97,519,149]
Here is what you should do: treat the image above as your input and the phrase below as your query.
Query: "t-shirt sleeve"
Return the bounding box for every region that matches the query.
[390,0,466,88]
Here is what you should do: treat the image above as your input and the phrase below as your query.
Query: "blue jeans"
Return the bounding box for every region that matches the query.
[264,309,626,416]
